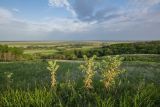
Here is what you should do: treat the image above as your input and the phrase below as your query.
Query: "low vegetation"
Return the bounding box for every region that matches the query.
[47,61,59,88]
[1,41,160,62]
[98,56,125,89]
[0,55,160,106]
[0,41,160,106]
[39,41,160,61]
[80,55,97,89]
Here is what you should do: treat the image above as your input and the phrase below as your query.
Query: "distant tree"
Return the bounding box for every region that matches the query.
[0,45,23,61]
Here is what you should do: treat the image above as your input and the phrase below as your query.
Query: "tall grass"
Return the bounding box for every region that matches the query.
[0,57,160,107]
[0,84,159,107]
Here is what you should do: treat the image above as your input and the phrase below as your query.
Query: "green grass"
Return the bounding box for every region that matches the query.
[0,61,160,107]
[24,49,58,55]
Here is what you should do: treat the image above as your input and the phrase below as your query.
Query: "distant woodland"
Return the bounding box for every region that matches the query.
[43,41,160,60]
[0,45,23,61]
[0,41,160,61]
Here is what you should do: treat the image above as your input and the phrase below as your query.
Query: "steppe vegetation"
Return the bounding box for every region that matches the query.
[0,41,160,107]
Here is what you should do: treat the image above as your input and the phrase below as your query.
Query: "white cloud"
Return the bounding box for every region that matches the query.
[0,8,13,24]
[128,0,160,12]
[0,7,92,40]
[1,0,160,41]
[48,0,76,16]
[24,18,91,33]
[49,0,69,7]
[48,0,160,23]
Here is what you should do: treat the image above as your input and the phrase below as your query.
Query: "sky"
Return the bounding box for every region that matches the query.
[0,0,160,41]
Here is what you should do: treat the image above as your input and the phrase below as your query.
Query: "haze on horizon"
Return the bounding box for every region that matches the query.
[0,0,160,41]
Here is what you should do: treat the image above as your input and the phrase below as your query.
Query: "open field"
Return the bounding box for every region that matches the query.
[0,41,130,55]
[0,61,160,89]
[0,61,160,106]
[1,0,160,106]
[1,41,159,61]
[24,49,58,55]
[0,41,160,106]
[0,41,106,48]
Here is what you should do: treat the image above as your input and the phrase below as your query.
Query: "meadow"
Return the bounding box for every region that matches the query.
[0,41,133,57]
[0,60,160,107]
[0,41,160,107]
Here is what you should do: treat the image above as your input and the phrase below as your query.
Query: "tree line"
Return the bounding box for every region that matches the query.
[0,45,23,61]
[41,41,160,60]
[74,41,160,58]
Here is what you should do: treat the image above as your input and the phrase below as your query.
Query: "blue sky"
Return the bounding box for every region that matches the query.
[0,0,160,40]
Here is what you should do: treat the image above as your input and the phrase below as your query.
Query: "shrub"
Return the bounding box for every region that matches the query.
[80,55,97,89]
[98,55,125,89]
[47,61,59,88]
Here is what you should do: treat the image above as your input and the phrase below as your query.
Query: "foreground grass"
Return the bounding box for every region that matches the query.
[0,84,160,107]
[0,61,160,106]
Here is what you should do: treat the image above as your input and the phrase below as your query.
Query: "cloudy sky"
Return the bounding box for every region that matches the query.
[0,0,160,41]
